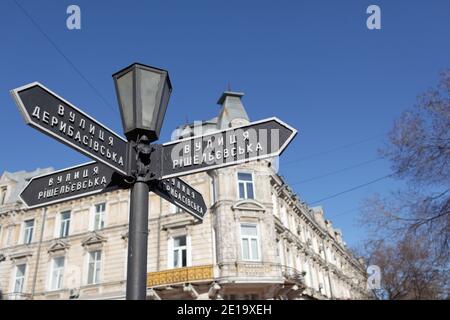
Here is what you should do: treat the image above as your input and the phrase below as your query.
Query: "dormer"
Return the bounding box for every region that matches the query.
[0,185,8,205]
[0,172,16,206]
[312,206,326,229]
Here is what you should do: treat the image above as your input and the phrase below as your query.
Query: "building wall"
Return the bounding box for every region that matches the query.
[0,160,368,300]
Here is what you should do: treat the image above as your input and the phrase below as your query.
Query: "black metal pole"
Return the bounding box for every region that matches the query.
[126,178,149,300]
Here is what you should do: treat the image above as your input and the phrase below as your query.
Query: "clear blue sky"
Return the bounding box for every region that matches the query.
[1,0,449,248]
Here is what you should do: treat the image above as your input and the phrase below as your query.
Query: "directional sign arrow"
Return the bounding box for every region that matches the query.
[11,82,130,175]
[150,178,207,221]
[20,162,126,209]
[158,117,297,179]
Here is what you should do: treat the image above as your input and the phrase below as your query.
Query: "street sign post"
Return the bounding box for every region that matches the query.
[151,177,207,221]
[11,64,297,300]
[20,162,125,208]
[158,117,297,179]
[11,82,130,175]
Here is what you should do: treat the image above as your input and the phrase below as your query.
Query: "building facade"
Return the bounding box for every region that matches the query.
[0,91,369,300]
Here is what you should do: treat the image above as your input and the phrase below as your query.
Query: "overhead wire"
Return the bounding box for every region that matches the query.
[12,0,118,115]
[289,157,381,186]
[308,173,393,206]
[282,134,384,166]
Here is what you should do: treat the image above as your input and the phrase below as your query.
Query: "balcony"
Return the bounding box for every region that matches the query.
[1,292,32,300]
[217,261,281,281]
[147,265,214,287]
[281,265,306,287]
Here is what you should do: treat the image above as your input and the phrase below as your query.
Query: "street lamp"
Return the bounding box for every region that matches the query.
[112,63,172,300]
[113,63,172,142]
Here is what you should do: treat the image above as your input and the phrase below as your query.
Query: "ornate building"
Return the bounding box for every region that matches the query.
[0,91,368,300]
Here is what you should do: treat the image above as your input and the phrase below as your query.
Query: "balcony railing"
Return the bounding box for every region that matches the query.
[218,261,282,279]
[1,292,32,300]
[281,265,306,285]
[147,265,214,287]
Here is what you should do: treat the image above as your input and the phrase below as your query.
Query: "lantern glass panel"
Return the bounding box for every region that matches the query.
[116,70,134,132]
[156,79,171,133]
[138,69,161,129]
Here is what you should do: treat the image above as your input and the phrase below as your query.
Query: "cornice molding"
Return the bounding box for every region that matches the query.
[231,199,266,212]
[81,232,106,248]
[9,250,33,261]
[48,239,70,253]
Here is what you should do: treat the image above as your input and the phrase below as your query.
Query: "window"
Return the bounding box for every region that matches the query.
[272,192,279,217]
[277,239,285,265]
[59,211,71,238]
[93,203,106,230]
[286,248,292,267]
[49,257,65,290]
[313,237,319,253]
[87,251,102,284]
[240,224,260,261]
[296,255,302,271]
[0,186,7,205]
[172,235,187,268]
[210,176,217,205]
[301,225,307,242]
[6,226,12,247]
[13,264,26,293]
[304,261,312,287]
[289,214,296,231]
[237,172,254,199]
[280,205,288,226]
[319,282,324,293]
[170,203,182,214]
[23,219,34,244]
[306,229,312,246]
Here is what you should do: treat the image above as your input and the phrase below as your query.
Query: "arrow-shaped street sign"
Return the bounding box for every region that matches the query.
[151,178,207,221]
[20,161,125,209]
[19,160,208,220]
[159,117,297,179]
[11,82,130,176]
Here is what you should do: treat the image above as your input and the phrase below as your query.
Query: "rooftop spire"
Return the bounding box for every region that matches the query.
[217,91,249,128]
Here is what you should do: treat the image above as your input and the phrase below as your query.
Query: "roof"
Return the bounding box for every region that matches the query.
[172,91,250,140]
[0,167,54,206]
